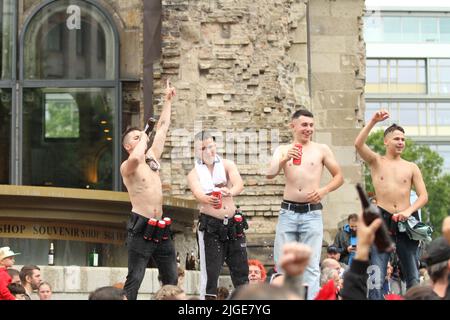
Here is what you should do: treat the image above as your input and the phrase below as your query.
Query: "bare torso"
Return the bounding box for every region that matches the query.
[280,142,325,203]
[195,162,237,220]
[121,161,163,219]
[370,157,414,214]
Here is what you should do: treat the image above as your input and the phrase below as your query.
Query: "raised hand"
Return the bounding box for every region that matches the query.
[371,109,389,123]
[164,78,176,101]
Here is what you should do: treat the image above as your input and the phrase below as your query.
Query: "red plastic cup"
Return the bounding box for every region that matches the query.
[211,187,222,209]
[293,144,302,165]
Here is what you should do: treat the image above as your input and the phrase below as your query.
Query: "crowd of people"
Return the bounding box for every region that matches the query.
[1,81,450,300]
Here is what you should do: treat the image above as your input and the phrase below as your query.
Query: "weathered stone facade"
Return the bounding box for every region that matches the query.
[153,0,366,264]
[19,0,366,267]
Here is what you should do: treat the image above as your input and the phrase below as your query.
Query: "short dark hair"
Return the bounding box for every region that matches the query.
[121,126,141,145]
[194,131,215,142]
[384,124,405,137]
[89,286,127,300]
[8,283,26,295]
[292,109,314,120]
[348,214,358,222]
[19,265,40,284]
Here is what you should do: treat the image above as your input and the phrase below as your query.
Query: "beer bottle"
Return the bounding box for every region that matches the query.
[356,184,394,252]
[48,242,55,266]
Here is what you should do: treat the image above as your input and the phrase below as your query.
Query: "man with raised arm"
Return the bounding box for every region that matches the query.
[266,109,344,299]
[121,80,176,300]
[354,109,428,300]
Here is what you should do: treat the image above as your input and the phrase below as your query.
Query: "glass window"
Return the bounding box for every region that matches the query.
[421,17,439,42]
[0,88,11,183]
[44,93,80,139]
[22,88,115,190]
[366,59,426,93]
[383,17,402,42]
[0,0,14,79]
[429,59,450,95]
[23,0,115,80]
[399,103,419,126]
[440,18,450,42]
[402,17,420,42]
[436,103,450,126]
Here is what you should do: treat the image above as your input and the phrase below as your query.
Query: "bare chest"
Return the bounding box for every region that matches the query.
[284,148,323,177]
[372,161,413,188]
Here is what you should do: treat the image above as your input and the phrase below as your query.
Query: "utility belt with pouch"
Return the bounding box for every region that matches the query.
[127,212,173,243]
[198,210,248,242]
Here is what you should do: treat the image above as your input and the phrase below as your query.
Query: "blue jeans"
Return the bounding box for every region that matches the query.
[273,207,323,300]
[368,232,419,300]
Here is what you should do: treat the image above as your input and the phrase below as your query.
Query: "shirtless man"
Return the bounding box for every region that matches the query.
[187,131,247,300]
[121,80,176,300]
[354,109,428,300]
[266,109,344,299]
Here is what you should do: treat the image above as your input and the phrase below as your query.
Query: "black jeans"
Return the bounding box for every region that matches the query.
[198,214,249,298]
[124,212,177,300]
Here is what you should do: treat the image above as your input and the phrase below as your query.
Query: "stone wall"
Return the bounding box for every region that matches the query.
[154,0,366,264]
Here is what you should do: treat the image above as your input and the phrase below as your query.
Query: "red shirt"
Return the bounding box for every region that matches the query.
[0,267,15,300]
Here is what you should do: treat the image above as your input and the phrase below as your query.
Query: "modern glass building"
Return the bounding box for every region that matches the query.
[364,0,450,172]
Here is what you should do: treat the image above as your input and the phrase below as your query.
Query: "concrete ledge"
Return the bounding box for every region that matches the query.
[16,265,232,300]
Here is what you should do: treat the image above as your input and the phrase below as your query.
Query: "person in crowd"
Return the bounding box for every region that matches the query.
[19,265,41,300]
[7,268,21,285]
[152,284,186,300]
[7,283,27,300]
[216,286,230,300]
[0,247,20,300]
[89,286,127,300]
[248,259,267,284]
[38,281,52,300]
[421,236,450,299]
[333,213,358,266]
[266,109,344,299]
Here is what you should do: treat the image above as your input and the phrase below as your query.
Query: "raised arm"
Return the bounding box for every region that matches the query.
[354,110,388,165]
[120,131,148,177]
[148,79,176,160]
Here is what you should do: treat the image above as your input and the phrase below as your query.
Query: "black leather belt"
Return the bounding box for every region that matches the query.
[281,201,323,214]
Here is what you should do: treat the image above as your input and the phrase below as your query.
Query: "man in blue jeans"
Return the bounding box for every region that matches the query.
[266,109,344,299]
[355,109,428,300]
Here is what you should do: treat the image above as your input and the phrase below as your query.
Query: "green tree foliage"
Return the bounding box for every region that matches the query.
[364,130,450,237]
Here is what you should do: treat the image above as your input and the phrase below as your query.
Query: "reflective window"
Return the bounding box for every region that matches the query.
[0,0,14,79]
[23,0,115,80]
[22,88,115,189]
[429,59,450,95]
[0,88,11,183]
[364,15,450,43]
[365,101,450,136]
[366,59,426,94]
